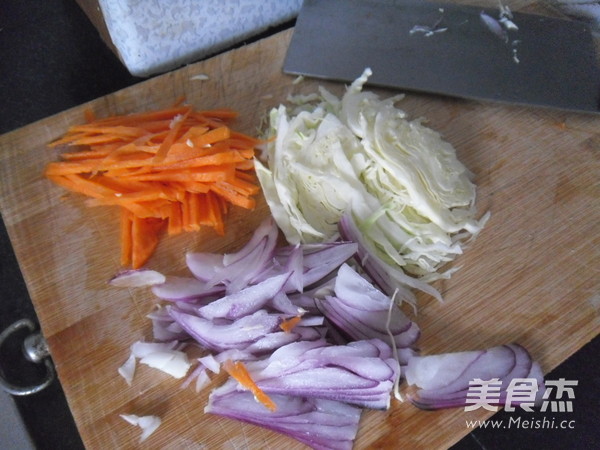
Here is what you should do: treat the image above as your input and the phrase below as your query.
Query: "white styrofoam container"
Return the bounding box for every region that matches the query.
[98,0,303,76]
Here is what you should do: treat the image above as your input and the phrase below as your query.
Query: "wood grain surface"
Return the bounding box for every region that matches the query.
[1,14,599,450]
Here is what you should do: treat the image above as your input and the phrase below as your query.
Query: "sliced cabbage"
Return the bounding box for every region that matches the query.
[255,68,488,284]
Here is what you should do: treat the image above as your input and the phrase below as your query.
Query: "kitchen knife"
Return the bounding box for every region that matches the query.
[284,0,600,114]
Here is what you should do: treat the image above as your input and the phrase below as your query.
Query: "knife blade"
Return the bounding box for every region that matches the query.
[283,0,600,114]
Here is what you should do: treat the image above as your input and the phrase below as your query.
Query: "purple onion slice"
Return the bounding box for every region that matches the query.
[238,338,400,410]
[151,276,225,302]
[169,308,282,353]
[316,263,420,365]
[405,344,546,410]
[197,272,297,320]
[206,386,361,450]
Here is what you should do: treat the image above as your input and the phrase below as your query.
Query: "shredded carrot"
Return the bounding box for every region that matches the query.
[222,360,277,412]
[279,316,302,333]
[46,102,262,269]
[120,209,133,266]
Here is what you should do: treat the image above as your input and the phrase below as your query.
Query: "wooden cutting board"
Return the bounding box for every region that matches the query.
[1,18,599,450]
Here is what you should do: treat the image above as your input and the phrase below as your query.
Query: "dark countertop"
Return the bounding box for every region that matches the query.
[0,1,598,449]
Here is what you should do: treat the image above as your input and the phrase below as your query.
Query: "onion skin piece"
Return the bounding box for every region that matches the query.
[405,344,545,410]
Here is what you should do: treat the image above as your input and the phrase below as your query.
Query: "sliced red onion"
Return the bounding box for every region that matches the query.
[405,344,545,410]
[298,315,325,327]
[206,387,361,450]
[198,354,221,374]
[270,290,304,316]
[223,216,279,267]
[255,241,358,293]
[338,211,441,306]
[109,269,166,287]
[316,263,420,365]
[197,272,298,320]
[239,338,400,410]
[147,306,190,342]
[205,217,280,292]
[156,219,357,309]
[194,369,211,392]
[151,276,225,302]
[181,364,212,392]
[169,307,283,353]
[288,276,336,315]
[280,243,304,292]
[185,252,225,281]
[299,242,359,289]
[213,348,255,364]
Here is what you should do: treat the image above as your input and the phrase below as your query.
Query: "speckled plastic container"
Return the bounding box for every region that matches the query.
[97,0,303,76]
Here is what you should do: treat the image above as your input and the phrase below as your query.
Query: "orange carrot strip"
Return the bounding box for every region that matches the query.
[131,216,165,268]
[59,174,118,199]
[222,360,277,412]
[235,170,258,183]
[188,193,202,231]
[153,107,192,162]
[48,133,89,147]
[225,176,261,196]
[123,168,232,183]
[77,173,152,194]
[69,135,132,146]
[210,182,257,209]
[60,148,116,161]
[90,106,191,126]
[167,202,183,235]
[152,150,251,172]
[109,199,167,219]
[279,316,302,333]
[85,188,177,208]
[46,152,157,175]
[189,126,230,148]
[229,131,264,147]
[206,191,224,235]
[181,192,192,232]
[176,181,210,194]
[120,209,133,266]
[157,142,225,164]
[45,162,95,176]
[195,193,210,227]
[67,125,147,138]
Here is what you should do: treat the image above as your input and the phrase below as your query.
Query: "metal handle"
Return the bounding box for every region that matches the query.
[0,319,55,396]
